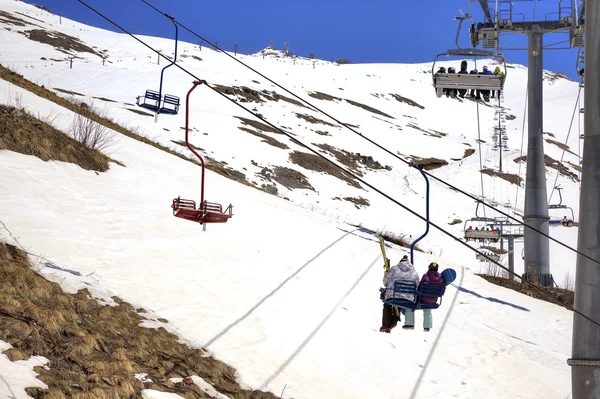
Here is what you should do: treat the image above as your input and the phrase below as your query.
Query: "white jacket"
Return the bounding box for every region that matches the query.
[383,260,420,302]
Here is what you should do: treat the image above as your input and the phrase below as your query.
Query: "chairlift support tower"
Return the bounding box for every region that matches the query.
[471,0,582,287]
[569,1,600,397]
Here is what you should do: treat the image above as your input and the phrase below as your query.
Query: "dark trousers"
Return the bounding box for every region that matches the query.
[381,303,400,329]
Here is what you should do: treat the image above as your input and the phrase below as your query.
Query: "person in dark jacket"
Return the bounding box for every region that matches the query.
[436,67,447,97]
[404,262,445,332]
[447,67,456,98]
[469,68,480,99]
[479,66,493,101]
[458,61,468,98]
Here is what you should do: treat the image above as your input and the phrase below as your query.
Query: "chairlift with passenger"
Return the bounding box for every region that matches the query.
[431,15,506,99]
[548,186,575,227]
[136,15,181,119]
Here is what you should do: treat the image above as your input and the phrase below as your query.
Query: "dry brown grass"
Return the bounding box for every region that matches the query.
[480,168,523,185]
[389,93,425,109]
[0,105,115,172]
[238,127,289,149]
[345,99,394,119]
[308,91,342,101]
[258,165,314,192]
[0,243,278,399]
[22,29,100,56]
[477,274,574,307]
[514,155,579,182]
[315,143,391,175]
[333,196,370,209]
[289,151,362,189]
[545,138,577,156]
[463,148,476,158]
[409,156,448,170]
[0,63,249,186]
[295,112,337,127]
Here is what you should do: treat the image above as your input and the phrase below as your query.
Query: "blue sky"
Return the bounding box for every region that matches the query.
[25,0,582,79]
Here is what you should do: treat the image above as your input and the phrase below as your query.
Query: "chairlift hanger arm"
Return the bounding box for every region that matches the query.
[477,0,494,24]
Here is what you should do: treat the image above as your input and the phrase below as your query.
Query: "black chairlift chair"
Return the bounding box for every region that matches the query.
[136,16,181,118]
[548,186,575,227]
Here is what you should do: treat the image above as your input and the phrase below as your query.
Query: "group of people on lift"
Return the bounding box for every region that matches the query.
[436,60,505,102]
[380,256,444,333]
[465,225,501,243]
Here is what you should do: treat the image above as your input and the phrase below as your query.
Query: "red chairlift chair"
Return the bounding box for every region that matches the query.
[171,80,233,228]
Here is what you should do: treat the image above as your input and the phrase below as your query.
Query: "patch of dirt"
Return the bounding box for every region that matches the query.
[315,143,391,176]
[213,84,264,103]
[308,91,342,101]
[125,108,154,117]
[333,196,370,209]
[23,29,100,56]
[235,116,282,134]
[480,168,523,185]
[295,113,337,127]
[505,114,516,121]
[93,96,117,103]
[409,156,448,170]
[289,151,362,189]
[53,87,84,97]
[0,64,249,188]
[0,243,277,399]
[261,90,307,108]
[345,99,394,119]
[477,274,574,307]
[315,130,330,136]
[191,55,202,61]
[389,93,425,109]
[170,140,203,151]
[0,105,113,172]
[448,219,462,225]
[0,10,28,26]
[238,126,289,149]
[463,148,476,158]
[546,138,577,156]
[407,123,444,138]
[514,155,579,181]
[566,161,582,173]
[258,166,314,191]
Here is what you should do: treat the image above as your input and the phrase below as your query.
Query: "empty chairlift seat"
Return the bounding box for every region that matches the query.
[160,94,181,115]
[136,89,161,112]
[172,197,233,224]
[433,73,505,98]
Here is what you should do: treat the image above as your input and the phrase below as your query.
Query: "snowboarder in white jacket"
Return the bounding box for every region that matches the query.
[380,255,420,333]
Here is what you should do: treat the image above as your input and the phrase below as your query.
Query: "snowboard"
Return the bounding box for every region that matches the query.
[441,268,457,286]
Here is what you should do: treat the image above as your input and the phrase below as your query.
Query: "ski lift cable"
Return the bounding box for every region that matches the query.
[548,85,583,204]
[138,0,587,254]
[85,0,600,268]
[77,0,600,328]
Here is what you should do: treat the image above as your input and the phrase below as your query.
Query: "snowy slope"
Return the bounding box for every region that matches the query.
[0,1,580,398]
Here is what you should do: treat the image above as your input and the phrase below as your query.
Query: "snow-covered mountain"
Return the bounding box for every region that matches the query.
[0,0,581,398]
